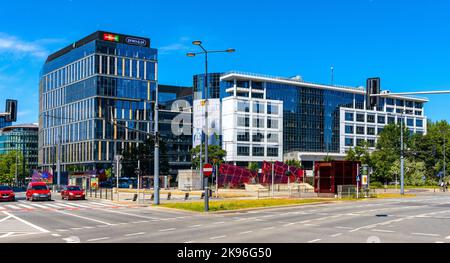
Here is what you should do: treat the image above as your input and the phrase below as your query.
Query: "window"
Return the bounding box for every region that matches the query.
[386,98,395,105]
[267,147,279,157]
[345,112,354,121]
[253,102,265,114]
[416,119,423,127]
[253,147,264,157]
[237,116,250,127]
[415,111,422,116]
[386,108,394,113]
[396,99,404,107]
[367,114,375,123]
[345,138,354,147]
[407,119,414,127]
[252,132,264,142]
[356,126,365,135]
[388,117,396,124]
[367,139,376,147]
[237,131,250,142]
[267,118,278,129]
[415,102,423,109]
[356,139,365,146]
[378,116,386,124]
[267,103,279,115]
[378,127,384,135]
[345,125,354,134]
[367,127,376,135]
[237,146,250,156]
[406,101,414,108]
[267,133,278,143]
[253,117,265,128]
[237,101,250,112]
[356,114,365,122]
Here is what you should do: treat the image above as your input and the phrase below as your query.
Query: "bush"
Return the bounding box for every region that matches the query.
[370,182,384,188]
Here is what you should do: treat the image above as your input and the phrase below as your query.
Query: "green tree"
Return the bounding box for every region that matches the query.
[323,155,334,162]
[247,162,259,173]
[285,159,302,169]
[191,144,226,169]
[121,137,170,178]
[389,159,427,186]
[0,151,23,184]
[345,141,372,166]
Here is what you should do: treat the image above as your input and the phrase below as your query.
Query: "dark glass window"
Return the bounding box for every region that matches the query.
[367,139,375,147]
[378,127,384,135]
[396,99,404,107]
[415,111,422,116]
[267,133,279,143]
[415,102,423,109]
[237,116,250,127]
[378,116,386,124]
[406,101,414,108]
[345,112,354,121]
[407,118,414,127]
[388,117,396,124]
[237,131,250,142]
[416,119,423,127]
[267,147,279,157]
[386,108,394,113]
[253,147,264,156]
[253,117,265,128]
[386,98,395,105]
[267,103,279,115]
[267,118,278,129]
[345,125,354,134]
[237,101,250,112]
[237,146,250,156]
[367,114,375,123]
[356,126,365,135]
[345,138,354,147]
[252,132,264,142]
[356,139,365,146]
[367,127,376,135]
[356,114,365,122]
[253,102,265,114]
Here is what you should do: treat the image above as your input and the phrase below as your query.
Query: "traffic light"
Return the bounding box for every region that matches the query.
[5,99,17,122]
[366,78,381,109]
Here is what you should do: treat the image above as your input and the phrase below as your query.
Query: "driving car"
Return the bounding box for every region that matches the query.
[26,182,51,201]
[60,185,85,200]
[0,185,15,202]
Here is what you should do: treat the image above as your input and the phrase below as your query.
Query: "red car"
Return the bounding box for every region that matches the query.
[26,182,52,201]
[61,185,85,200]
[0,185,15,202]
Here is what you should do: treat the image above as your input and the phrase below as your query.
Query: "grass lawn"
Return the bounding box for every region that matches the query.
[160,198,334,212]
[375,193,416,198]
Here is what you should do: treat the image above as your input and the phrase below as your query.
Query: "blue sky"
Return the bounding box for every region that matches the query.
[1,0,450,124]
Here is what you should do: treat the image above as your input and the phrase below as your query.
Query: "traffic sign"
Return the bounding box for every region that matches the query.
[203,164,213,177]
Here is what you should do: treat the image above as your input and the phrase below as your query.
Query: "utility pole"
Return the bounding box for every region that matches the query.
[154,83,160,205]
[271,162,275,198]
[57,128,61,189]
[400,112,405,196]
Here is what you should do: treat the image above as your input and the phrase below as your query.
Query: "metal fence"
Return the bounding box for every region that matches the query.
[337,185,376,199]
[257,185,316,199]
[87,188,114,201]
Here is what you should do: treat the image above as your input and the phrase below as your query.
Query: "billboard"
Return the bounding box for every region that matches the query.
[32,170,53,184]
[193,99,221,148]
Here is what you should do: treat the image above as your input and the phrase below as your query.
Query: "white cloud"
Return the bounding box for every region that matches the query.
[0,33,49,59]
[159,43,190,55]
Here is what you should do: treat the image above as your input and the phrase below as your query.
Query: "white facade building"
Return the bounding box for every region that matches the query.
[221,91,283,164]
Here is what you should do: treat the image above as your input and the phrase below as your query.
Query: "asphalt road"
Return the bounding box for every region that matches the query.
[1,192,450,243]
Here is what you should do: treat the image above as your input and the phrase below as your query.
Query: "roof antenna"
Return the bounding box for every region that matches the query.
[330,66,334,86]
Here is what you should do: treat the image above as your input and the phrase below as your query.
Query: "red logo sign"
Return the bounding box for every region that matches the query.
[203,164,213,177]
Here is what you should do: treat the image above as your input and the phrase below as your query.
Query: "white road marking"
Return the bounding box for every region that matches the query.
[44,203,64,209]
[331,233,343,238]
[51,234,61,237]
[53,210,113,225]
[0,232,14,238]
[184,241,195,243]
[88,202,113,207]
[412,233,440,237]
[372,229,395,233]
[125,232,146,237]
[28,203,52,209]
[283,223,295,227]
[263,227,275,231]
[213,221,225,225]
[83,226,95,229]
[56,229,69,232]
[189,225,202,228]
[0,215,11,223]
[436,241,445,243]
[335,226,353,230]
[65,202,90,208]
[96,208,158,220]
[308,239,321,243]
[17,204,35,209]
[5,205,20,210]
[87,237,111,242]
[2,211,49,233]
[159,228,176,232]
[210,235,226,240]
[70,228,83,230]
[0,206,5,210]
[53,203,78,208]
[238,231,253,235]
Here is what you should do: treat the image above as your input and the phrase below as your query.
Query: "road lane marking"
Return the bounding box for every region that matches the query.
[83,226,95,229]
[5,205,20,210]
[283,223,295,227]
[263,227,275,231]
[53,210,113,225]
[308,239,321,243]
[87,237,111,242]
[412,233,440,237]
[213,221,225,225]
[331,233,343,238]
[159,228,176,232]
[372,229,395,233]
[238,231,253,235]
[189,225,202,228]
[70,228,83,230]
[65,203,90,208]
[125,232,146,237]
[87,202,113,207]
[184,241,195,243]
[96,208,158,220]
[335,226,353,230]
[28,203,52,209]
[53,203,78,208]
[51,234,61,237]
[0,215,11,223]
[0,206,5,210]
[0,232,14,238]
[17,204,35,209]
[45,203,64,209]
[2,211,49,233]
[210,235,226,240]
[56,229,69,232]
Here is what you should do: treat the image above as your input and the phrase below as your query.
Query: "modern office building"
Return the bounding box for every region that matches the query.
[0,99,17,129]
[158,84,193,176]
[39,31,158,172]
[0,124,39,177]
[216,71,428,170]
[193,73,222,100]
[0,113,12,129]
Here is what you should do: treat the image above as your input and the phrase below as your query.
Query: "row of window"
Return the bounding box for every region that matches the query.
[237,101,280,115]
[345,112,424,127]
[237,116,280,129]
[236,131,280,143]
[345,138,376,147]
[236,145,280,157]
[385,98,423,108]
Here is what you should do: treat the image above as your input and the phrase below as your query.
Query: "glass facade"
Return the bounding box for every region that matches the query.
[0,115,12,129]
[193,73,222,100]
[39,32,158,171]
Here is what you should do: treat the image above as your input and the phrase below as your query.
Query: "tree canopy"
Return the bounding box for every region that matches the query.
[191,144,226,169]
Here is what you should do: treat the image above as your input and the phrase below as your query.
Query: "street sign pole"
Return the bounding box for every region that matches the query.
[203,164,213,212]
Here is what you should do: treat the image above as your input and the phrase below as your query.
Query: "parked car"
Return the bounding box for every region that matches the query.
[26,182,51,201]
[60,185,85,200]
[0,185,15,202]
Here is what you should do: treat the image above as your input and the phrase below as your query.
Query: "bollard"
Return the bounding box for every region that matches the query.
[209,189,213,198]
[106,188,108,199]
[167,192,172,200]
[100,188,103,199]
[185,193,189,201]
[201,192,205,199]
[151,193,154,201]
[133,194,138,202]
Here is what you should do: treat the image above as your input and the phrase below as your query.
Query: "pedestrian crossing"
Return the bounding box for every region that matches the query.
[0,200,124,213]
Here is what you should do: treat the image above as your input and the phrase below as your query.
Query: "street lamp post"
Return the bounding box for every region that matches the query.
[187,41,235,210]
[400,111,405,196]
